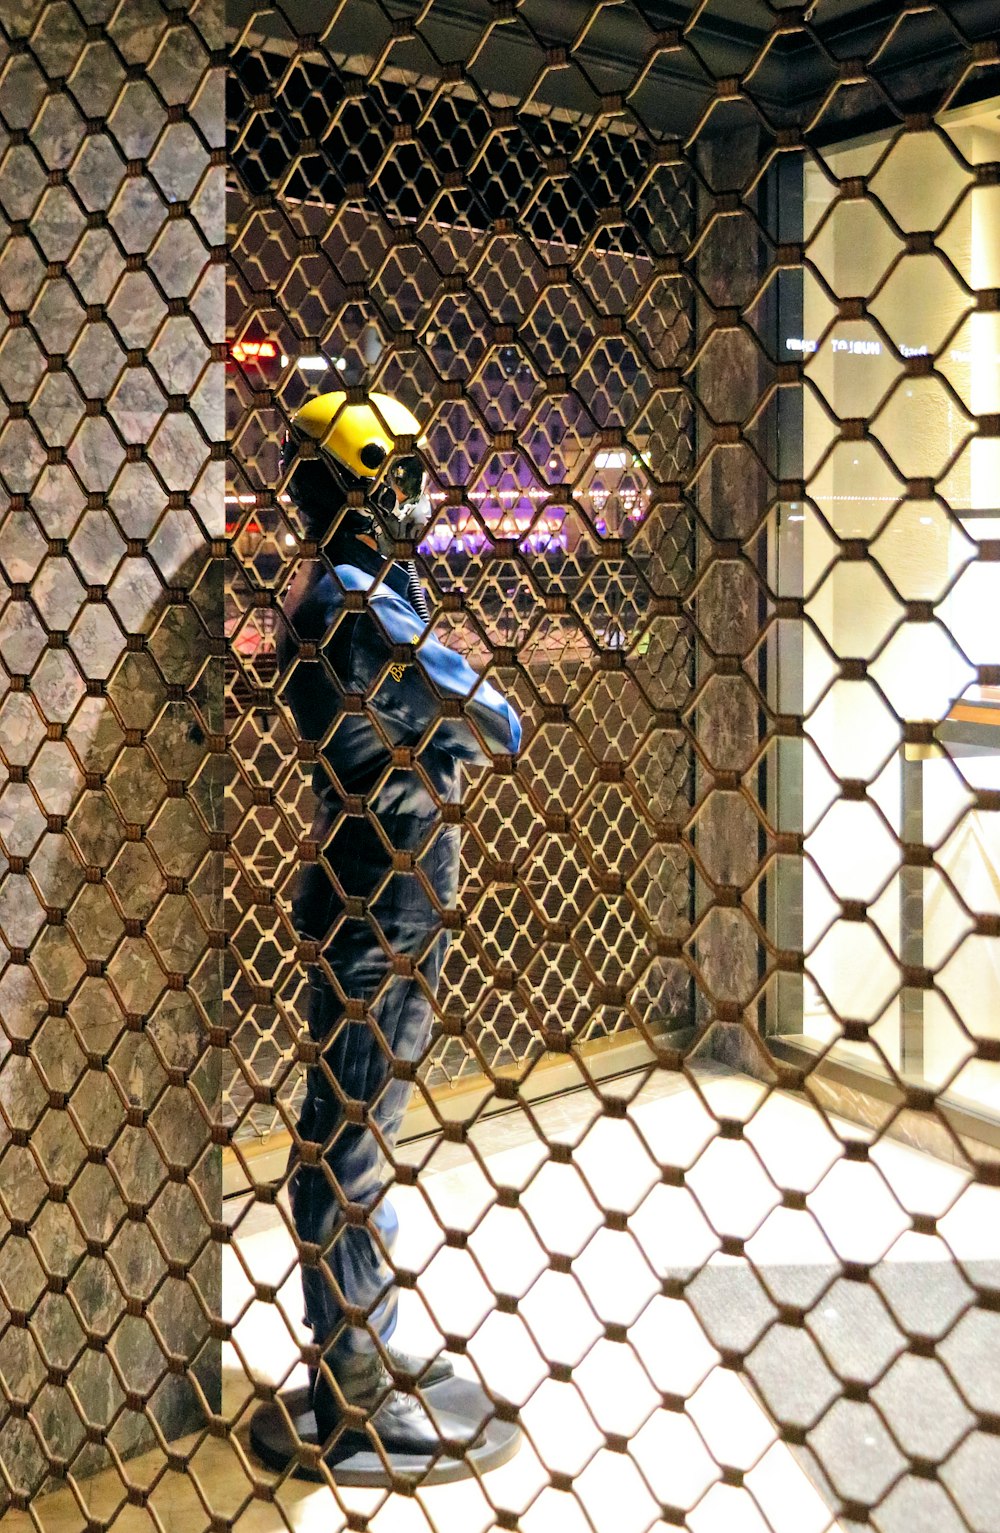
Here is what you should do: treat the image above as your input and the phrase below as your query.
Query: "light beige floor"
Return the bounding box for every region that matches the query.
[14,1064,996,1532]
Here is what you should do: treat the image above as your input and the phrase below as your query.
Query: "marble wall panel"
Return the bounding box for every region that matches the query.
[692,125,772,1033]
[0,1,223,1497]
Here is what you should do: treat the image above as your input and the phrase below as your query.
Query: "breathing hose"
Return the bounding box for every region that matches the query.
[406,559,430,622]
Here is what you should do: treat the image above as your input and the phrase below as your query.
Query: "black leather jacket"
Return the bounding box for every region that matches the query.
[277,537,522,950]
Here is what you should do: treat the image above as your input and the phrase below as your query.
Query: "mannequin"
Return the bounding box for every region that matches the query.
[262,393,523,1472]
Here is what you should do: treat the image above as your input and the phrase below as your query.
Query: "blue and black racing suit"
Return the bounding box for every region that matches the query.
[276,535,522,1388]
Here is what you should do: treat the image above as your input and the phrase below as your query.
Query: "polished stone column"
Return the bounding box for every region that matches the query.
[692,125,774,1058]
[0,1,223,1495]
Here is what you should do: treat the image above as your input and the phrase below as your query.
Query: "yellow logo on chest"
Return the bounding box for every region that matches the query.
[389,637,419,683]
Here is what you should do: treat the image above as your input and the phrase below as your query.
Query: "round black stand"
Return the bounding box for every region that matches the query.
[249,1377,522,1486]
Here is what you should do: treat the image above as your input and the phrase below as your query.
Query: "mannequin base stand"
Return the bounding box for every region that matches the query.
[249,1378,522,1486]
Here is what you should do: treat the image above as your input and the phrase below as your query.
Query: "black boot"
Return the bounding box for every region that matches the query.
[313,1360,484,1457]
[385,1345,455,1388]
[307,1346,454,1401]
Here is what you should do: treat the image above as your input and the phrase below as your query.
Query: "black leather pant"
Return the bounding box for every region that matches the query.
[288,807,457,1393]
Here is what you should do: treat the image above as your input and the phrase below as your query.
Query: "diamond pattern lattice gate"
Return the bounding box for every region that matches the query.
[223,2,1000,1529]
[225,50,698,1149]
[0,0,225,1516]
[3,0,1000,1528]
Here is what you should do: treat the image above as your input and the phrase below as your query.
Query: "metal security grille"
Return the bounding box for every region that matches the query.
[221,3,1000,1529]
[0,0,225,1513]
[225,49,697,1146]
[3,0,1000,1529]
[219,3,1000,1530]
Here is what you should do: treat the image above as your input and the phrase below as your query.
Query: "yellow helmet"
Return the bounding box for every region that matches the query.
[292,390,426,479]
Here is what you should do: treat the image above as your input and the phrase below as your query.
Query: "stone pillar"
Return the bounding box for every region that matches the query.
[0,2,223,1497]
[691,124,775,1060]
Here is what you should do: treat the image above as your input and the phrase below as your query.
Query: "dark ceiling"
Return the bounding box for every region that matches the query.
[228,0,999,140]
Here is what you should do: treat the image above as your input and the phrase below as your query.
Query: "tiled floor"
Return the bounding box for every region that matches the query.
[16,1063,999,1532]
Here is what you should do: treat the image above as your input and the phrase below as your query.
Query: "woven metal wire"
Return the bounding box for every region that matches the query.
[0,0,226,1506]
[2,0,999,1527]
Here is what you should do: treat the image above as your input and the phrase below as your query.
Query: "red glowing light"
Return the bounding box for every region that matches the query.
[230,340,278,364]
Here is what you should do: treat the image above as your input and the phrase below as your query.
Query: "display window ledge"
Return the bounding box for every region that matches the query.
[222,1026,691,1199]
[769,1034,1000,1164]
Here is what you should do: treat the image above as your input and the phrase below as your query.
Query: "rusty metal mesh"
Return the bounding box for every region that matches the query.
[3,0,1000,1528]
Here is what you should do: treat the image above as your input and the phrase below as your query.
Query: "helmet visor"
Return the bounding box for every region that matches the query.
[388,454,427,504]
[367,454,432,548]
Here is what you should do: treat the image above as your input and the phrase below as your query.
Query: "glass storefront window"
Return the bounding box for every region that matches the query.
[773,98,1000,1122]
